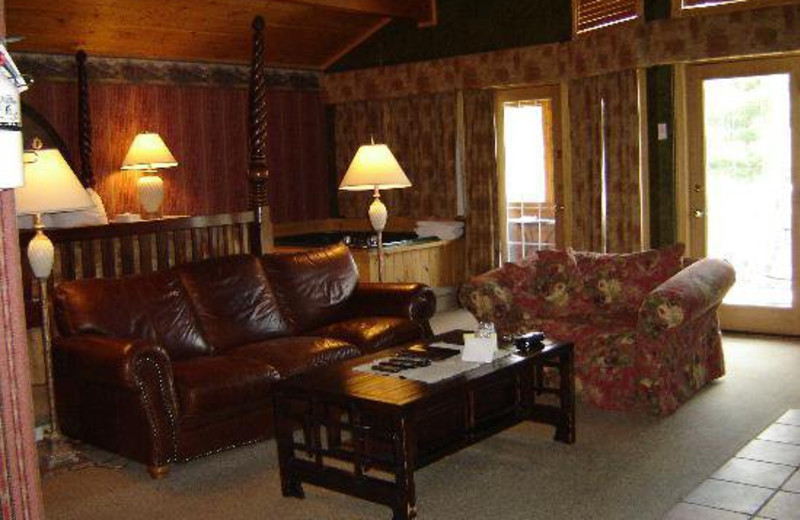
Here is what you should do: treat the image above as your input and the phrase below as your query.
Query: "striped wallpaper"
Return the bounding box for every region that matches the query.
[22,80,331,223]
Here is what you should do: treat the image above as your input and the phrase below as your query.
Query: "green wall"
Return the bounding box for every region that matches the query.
[330,0,572,72]
[646,65,677,246]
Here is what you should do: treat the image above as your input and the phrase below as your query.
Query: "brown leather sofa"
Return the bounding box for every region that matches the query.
[52,243,436,478]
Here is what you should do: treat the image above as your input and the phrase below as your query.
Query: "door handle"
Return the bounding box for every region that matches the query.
[693,209,705,218]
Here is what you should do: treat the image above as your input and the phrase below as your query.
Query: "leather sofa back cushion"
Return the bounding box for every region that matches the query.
[262,243,359,333]
[177,255,290,351]
[54,271,211,360]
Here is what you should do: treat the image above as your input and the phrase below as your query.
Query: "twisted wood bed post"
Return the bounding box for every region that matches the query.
[76,50,95,189]
[248,16,274,254]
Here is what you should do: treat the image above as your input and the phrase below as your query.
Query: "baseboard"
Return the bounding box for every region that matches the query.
[433,286,459,312]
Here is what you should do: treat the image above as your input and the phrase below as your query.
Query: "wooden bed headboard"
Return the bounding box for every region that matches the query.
[20,17,274,327]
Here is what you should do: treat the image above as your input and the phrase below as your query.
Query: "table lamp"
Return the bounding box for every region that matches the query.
[121,132,178,219]
[15,148,93,470]
[339,140,411,281]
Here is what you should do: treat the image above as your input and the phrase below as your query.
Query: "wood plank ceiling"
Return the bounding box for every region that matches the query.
[5,0,436,69]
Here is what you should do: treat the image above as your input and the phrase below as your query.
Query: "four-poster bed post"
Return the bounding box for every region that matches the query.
[76,50,94,189]
[248,15,274,254]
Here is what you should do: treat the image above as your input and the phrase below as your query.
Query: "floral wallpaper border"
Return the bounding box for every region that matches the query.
[323,4,800,103]
[13,52,321,90]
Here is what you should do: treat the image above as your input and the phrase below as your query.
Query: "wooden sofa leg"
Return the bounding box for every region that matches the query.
[147,464,170,479]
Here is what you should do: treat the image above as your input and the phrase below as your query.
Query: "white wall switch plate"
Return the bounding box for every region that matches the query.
[658,123,669,141]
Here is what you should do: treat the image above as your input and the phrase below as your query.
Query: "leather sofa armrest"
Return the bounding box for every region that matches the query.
[54,334,179,467]
[638,258,736,335]
[55,335,171,389]
[347,283,437,324]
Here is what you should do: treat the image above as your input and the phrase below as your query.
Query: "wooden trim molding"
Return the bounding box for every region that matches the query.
[672,0,799,17]
[276,0,435,24]
[11,52,321,90]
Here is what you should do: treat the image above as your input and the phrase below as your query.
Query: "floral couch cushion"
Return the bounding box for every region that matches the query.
[575,244,685,316]
[514,249,592,320]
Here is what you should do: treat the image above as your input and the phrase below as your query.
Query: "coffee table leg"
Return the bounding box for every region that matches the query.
[274,394,305,499]
[392,416,417,520]
[554,348,576,444]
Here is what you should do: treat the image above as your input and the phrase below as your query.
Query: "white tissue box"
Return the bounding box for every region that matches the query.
[462,332,498,363]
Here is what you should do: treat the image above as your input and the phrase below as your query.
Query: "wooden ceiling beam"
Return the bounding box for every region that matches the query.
[272,0,437,26]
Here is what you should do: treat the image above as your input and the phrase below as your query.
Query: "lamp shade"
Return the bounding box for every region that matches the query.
[339,143,411,191]
[121,133,178,170]
[15,149,93,215]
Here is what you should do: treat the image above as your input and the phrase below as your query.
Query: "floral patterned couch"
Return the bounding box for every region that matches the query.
[458,246,736,416]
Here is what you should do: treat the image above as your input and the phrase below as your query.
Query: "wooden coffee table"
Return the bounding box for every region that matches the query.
[272,330,575,519]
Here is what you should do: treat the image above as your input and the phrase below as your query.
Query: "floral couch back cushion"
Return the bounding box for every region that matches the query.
[512,249,589,319]
[574,244,685,316]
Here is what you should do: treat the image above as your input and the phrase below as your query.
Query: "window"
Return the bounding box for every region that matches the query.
[573,0,641,36]
[673,0,794,16]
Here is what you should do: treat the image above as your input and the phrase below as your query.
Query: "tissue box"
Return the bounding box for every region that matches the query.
[462,332,497,363]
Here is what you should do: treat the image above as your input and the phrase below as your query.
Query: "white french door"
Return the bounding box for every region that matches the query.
[684,57,800,335]
[495,85,566,263]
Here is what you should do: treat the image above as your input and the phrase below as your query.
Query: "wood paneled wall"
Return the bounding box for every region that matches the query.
[22,80,330,223]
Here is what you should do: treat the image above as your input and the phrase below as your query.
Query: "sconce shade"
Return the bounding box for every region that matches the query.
[121,133,178,171]
[339,143,411,191]
[15,149,93,215]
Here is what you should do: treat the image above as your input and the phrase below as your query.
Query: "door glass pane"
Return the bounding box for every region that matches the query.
[503,101,556,262]
[703,74,792,307]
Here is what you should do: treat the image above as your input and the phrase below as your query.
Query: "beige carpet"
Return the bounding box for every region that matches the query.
[41,311,800,520]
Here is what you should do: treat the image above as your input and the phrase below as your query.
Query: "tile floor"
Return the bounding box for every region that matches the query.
[664,410,800,519]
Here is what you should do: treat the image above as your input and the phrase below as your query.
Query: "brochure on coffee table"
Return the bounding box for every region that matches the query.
[353,342,512,384]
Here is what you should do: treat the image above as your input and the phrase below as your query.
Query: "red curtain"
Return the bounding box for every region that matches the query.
[463,89,500,277]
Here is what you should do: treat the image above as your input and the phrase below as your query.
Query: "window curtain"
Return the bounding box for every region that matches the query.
[0,192,46,519]
[568,75,604,252]
[333,93,458,219]
[462,89,499,277]
[600,70,641,253]
[568,69,642,253]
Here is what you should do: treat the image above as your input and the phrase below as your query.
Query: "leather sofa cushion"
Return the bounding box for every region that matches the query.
[227,336,361,379]
[172,356,278,427]
[262,243,359,333]
[177,255,290,352]
[55,271,211,360]
[309,317,423,354]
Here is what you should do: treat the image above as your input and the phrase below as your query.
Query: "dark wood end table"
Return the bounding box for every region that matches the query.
[273,330,575,519]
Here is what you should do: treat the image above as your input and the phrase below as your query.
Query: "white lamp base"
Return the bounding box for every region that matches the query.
[368,190,387,232]
[27,217,81,472]
[138,173,164,219]
[27,225,55,279]
[368,188,388,281]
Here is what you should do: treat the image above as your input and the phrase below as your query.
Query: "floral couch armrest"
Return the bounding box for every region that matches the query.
[638,258,736,335]
[458,266,519,332]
